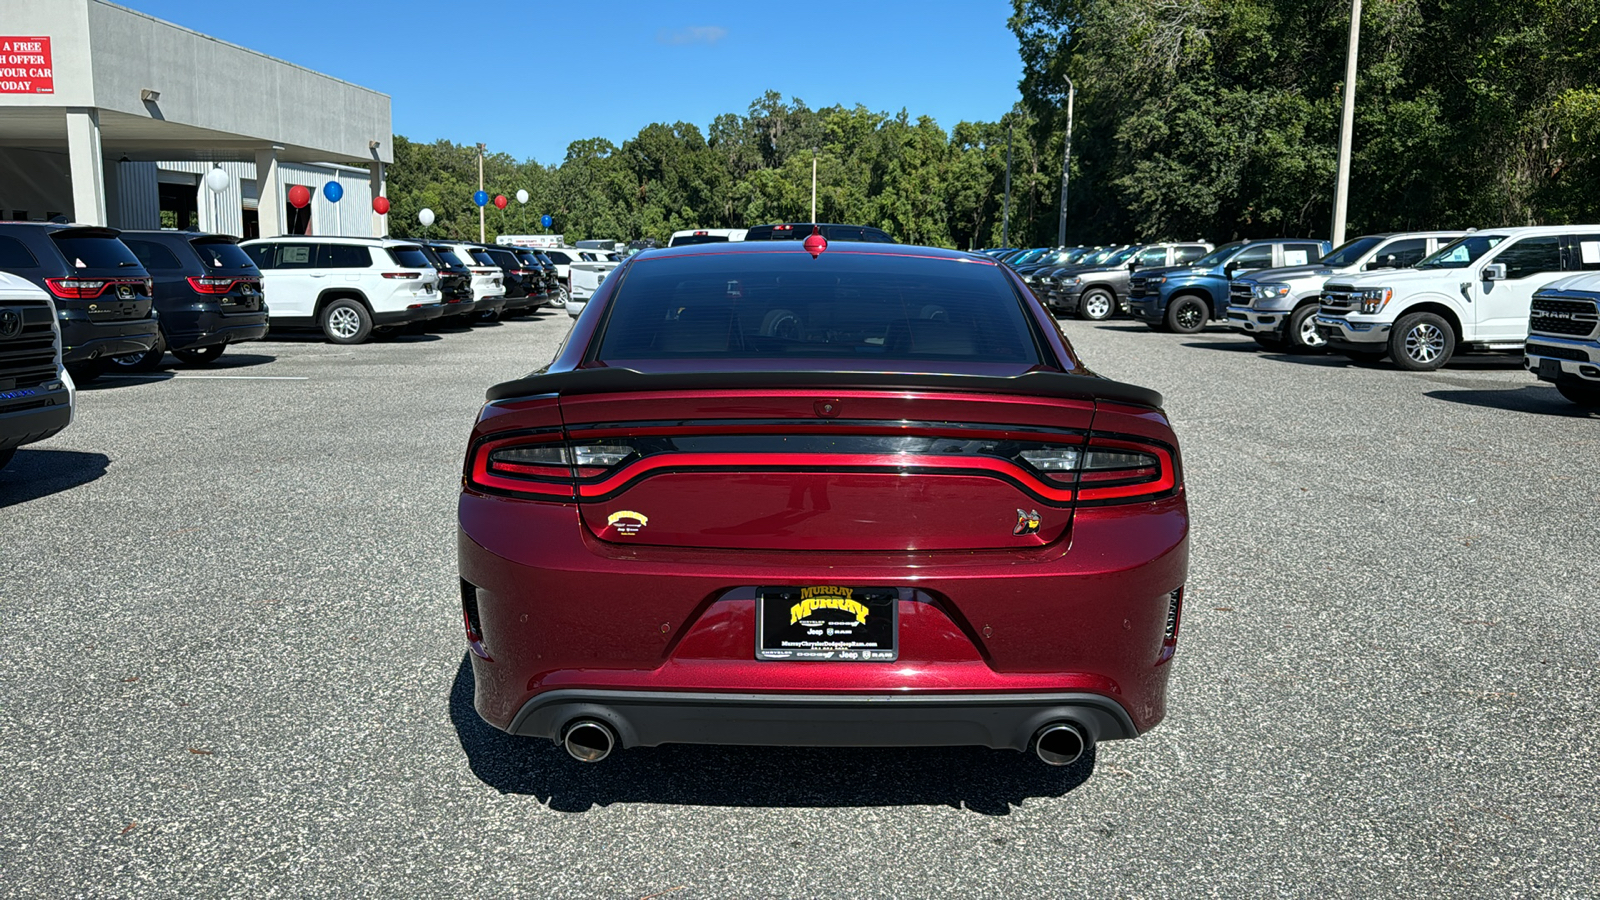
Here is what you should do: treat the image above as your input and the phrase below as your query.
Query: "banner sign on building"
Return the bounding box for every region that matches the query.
[0,37,53,94]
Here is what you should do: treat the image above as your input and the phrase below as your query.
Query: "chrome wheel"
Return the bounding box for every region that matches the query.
[328,307,361,340]
[1298,313,1325,348]
[1404,322,1445,363]
[1083,293,1112,320]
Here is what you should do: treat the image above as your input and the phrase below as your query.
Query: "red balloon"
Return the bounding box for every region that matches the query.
[803,227,828,259]
[287,184,311,209]
[493,194,509,210]
[372,196,391,215]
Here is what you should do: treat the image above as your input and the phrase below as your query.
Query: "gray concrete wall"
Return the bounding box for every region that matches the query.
[0,148,73,219]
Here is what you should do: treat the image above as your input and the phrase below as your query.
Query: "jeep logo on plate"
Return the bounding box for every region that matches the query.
[0,307,20,339]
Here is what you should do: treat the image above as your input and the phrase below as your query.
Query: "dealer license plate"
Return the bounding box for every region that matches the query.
[756,586,898,661]
[1538,357,1562,380]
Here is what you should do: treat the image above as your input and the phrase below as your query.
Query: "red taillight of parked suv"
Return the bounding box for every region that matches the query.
[457,243,1188,768]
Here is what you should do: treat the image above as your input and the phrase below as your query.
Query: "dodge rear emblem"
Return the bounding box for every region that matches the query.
[1014,509,1041,535]
[0,308,20,340]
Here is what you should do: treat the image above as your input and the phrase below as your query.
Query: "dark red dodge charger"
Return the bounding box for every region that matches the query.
[458,237,1188,766]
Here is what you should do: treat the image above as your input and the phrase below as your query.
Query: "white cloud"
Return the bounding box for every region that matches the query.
[656,26,728,46]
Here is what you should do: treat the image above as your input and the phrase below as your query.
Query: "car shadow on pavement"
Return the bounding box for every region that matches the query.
[448,654,1094,815]
[0,449,110,507]
[1180,339,1261,353]
[1425,384,1597,417]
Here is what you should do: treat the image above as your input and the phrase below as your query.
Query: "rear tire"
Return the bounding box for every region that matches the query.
[1556,380,1600,408]
[1389,311,1455,371]
[320,298,372,344]
[172,344,226,365]
[1165,295,1209,334]
[1285,304,1328,354]
[110,336,166,372]
[1077,288,1116,321]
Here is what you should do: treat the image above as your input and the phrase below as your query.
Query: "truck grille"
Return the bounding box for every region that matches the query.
[0,299,59,391]
[1129,277,1152,299]
[1229,282,1253,309]
[1528,296,1599,338]
[1320,286,1358,316]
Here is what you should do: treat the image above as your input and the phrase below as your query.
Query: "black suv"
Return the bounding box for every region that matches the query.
[417,243,475,320]
[744,222,896,243]
[113,231,270,369]
[478,245,543,316]
[0,223,159,378]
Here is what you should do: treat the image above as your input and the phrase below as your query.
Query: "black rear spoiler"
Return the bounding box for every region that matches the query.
[485,368,1163,410]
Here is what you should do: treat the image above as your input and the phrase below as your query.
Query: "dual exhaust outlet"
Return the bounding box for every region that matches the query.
[560,718,1090,767]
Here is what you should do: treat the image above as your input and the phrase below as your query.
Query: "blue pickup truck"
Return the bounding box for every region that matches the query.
[1127,238,1330,334]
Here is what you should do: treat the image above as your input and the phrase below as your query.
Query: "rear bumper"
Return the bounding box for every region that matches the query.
[59,312,159,363]
[161,307,270,350]
[508,688,1137,749]
[458,492,1187,745]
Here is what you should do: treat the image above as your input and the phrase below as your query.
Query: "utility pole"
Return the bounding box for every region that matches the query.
[477,142,487,243]
[1331,0,1362,247]
[1002,117,1014,249]
[811,148,818,223]
[1056,76,1075,248]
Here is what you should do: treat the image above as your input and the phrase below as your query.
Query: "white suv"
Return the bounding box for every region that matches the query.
[1315,225,1600,370]
[240,237,444,344]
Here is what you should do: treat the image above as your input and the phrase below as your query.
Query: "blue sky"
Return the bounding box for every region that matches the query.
[122,0,1027,165]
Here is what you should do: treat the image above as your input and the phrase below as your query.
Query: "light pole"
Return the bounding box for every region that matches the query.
[811,148,818,224]
[1056,75,1075,248]
[1330,0,1362,246]
[476,142,487,243]
[1002,116,1013,249]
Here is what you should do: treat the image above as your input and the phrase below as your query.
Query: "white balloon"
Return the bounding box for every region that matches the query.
[204,167,231,193]
[516,189,529,205]
[418,208,435,227]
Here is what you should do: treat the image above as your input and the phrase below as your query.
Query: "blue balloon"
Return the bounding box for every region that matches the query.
[541,214,553,229]
[473,190,489,207]
[322,181,343,203]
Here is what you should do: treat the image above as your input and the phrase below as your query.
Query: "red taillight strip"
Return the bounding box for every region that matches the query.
[467,431,573,498]
[568,421,1086,443]
[1075,439,1176,502]
[574,452,1079,503]
[44,277,149,299]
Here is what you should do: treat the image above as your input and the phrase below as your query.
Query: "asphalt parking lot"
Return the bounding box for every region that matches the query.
[2,309,1597,898]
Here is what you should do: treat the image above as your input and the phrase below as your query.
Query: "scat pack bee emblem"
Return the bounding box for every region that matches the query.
[605,510,648,535]
[1014,509,1042,535]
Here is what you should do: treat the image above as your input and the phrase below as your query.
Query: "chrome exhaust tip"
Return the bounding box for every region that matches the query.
[562,719,616,763]
[1034,722,1089,766]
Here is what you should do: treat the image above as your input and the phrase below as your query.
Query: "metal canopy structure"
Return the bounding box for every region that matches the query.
[0,0,392,236]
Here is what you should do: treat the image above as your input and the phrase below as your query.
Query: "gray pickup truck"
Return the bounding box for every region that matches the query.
[1052,242,1213,319]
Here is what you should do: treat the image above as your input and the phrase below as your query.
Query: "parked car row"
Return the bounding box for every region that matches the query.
[997,224,1600,410]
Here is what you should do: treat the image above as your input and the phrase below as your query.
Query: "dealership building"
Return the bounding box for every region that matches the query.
[0,0,393,238]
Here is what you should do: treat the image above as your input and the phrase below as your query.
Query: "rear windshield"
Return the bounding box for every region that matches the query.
[468,249,496,266]
[51,233,143,271]
[670,234,732,247]
[515,251,542,266]
[431,247,466,267]
[387,246,432,268]
[595,251,1042,366]
[192,240,256,270]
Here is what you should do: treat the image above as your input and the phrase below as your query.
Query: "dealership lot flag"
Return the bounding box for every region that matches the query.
[0,37,53,94]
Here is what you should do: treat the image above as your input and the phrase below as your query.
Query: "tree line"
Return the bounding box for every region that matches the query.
[386,0,1600,250]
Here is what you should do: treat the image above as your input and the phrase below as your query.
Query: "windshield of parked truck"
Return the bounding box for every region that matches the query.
[1101,247,1138,267]
[1082,247,1122,266]
[1319,236,1386,268]
[1417,234,1506,269]
[1009,248,1048,266]
[1190,242,1245,267]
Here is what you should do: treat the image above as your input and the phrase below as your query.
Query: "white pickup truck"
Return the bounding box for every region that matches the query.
[1315,225,1600,370]
[566,260,620,318]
